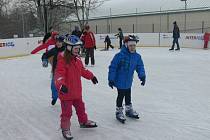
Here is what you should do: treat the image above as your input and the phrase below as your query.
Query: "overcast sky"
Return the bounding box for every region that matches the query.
[90,0,210,17]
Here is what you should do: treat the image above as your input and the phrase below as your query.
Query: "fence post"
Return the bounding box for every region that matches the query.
[159,7,162,33]
[152,24,155,33]
[69,22,72,33]
[167,12,169,32]
[135,8,138,33]
[96,25,98,34]
[133,24,135,33]
[202,21,204,33]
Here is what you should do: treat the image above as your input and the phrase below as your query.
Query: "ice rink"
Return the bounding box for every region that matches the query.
[0,47,210,140]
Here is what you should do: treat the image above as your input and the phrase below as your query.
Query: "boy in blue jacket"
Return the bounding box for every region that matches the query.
[108,35,146,123]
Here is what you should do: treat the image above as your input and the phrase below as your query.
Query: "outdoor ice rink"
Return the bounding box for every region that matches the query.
[0,47,210,140]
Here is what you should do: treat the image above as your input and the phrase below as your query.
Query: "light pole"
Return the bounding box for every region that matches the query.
[181,0,187,32]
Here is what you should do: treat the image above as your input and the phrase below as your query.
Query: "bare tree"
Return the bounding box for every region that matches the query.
[0,0,12,15]
[12,0,44,33]
[73,0,108,30]
[0,0,14,38]
[14,0,75,33]
[0,0,108,38]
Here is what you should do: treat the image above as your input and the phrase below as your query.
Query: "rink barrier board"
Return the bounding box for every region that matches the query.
[0,33,209,59]
[0,54,30,60]
[0,46,205,60]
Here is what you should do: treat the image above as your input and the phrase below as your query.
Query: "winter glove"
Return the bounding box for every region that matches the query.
[60,85,68,94]
[91,76,98,84]
[140,76,146,86]
[42,59,48,67]
[94,46,96,50]
[108,81,114,89]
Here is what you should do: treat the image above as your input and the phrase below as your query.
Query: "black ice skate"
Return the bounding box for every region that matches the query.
[169,48,174,51]
[80,120,98,128]
[175,48,180,51]
[116,107,126,123]
[125,104,140,119]
[51,99,57,105]
[62,129,73,140]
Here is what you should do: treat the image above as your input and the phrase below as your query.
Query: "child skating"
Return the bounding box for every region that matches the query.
[54,35,98,139]
[108,35,146,123]
[104,35,114,50]
[41,35,65,105]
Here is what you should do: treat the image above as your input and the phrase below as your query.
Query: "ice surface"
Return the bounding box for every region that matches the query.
[0,47,210,140]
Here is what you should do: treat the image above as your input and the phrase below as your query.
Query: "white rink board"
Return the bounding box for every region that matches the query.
[95,33,159,48]
[0,37,43,58]
[159,33,207,49]
[0,33,209,58]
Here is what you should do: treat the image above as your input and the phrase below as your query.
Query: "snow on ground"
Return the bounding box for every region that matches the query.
[0,47,210,140]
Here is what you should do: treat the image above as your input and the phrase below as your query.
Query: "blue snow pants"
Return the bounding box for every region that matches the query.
[51,77,58,100]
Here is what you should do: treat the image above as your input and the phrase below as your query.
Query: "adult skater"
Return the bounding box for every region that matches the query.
[169,21,180,51]
[71,26,82,38]
[41,35,65,105]
[54,35,98,139]
[81,25,96,66]
[115,28,124,49]
[108,35,146,123]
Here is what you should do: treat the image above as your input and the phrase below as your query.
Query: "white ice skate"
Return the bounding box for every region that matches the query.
[80,120,97,128]
[62,129,73,140]
[125,104,139,119]
[116,107,126,123]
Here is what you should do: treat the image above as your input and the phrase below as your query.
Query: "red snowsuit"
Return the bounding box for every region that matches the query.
[31,32,58,54]
[81,31,96,65]
[81,31,96,49]
[204,32,210,49]
[54,52,95,129]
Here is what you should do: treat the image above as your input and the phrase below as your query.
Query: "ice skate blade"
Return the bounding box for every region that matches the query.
[80,124,98,128]
[116,118,126,124]
[126,114,140,119]
[63,137,73,140]
[62,134,73,140]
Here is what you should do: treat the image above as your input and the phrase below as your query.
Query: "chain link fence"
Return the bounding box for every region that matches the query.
[1,6,210,38]
[65,7,210,34]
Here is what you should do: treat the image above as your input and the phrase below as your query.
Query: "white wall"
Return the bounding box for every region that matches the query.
[0,33,208,58]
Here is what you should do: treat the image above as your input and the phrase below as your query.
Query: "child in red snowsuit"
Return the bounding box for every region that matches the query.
[31,31,59,54]
[54,35,98,140]
[204,32,210,49]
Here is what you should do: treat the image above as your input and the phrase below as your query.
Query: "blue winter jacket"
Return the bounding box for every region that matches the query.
[108,45,146,89]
